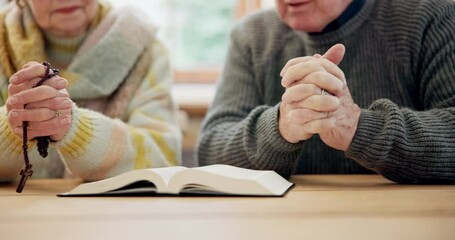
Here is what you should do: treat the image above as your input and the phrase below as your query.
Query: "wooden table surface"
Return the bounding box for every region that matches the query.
[1,175,454,240]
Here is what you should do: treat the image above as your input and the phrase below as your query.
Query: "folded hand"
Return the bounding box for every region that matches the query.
[279,44,361,151]
[6,62,73,141]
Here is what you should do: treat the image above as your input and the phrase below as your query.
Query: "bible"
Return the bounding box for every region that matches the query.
[58,164,293,197]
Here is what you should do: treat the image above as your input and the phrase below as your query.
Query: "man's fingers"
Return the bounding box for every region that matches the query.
[322,43,345,65]
[288,95,340,112]
[285,107,331,125]
[280,43,345,78]
[302,117,336,134]
[281,83,320,104]
[281,60,326,87]
[281,58,346,88]
[280,56,314,77]
[284,71,344,97]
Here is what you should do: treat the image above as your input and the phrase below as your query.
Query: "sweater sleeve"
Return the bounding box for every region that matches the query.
[54,40,182,181]
[0,105,24,179]
[197,25,302,178]
[346,1,455,183]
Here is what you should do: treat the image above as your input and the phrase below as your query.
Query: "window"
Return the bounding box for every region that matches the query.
[111,0,275,83]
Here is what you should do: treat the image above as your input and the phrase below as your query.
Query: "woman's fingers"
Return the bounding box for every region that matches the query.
[8,75,67,96]
[9,108,70,123]
[25,97,72,110]
[9,62,48,85]
[8,85,65,108]
[8,108,72,139]
[6,62,71,141]
[12,115,72,140]
[22,110,72,130]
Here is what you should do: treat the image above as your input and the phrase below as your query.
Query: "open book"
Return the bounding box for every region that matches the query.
[59,164,293,197]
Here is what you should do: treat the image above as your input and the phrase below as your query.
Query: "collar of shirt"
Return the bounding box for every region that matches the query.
[310,0,366,35]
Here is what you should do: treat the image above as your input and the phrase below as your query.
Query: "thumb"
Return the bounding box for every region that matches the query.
[322,43,345,65]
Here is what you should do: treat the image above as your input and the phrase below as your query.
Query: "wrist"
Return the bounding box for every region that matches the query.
[341,103,361,151]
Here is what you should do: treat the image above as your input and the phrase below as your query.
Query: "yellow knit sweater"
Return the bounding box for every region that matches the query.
[0,2,182,180]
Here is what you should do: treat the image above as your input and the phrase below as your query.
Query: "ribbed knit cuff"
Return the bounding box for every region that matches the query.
[345,109,385,169]
[252,104,303,175]
[0,106,23,155]
[54,103,94,159]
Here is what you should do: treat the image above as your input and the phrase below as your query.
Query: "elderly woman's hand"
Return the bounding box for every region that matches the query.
[6,62,73,141]
[279,44,361,151]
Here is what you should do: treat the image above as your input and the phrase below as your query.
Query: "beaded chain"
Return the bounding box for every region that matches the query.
[16,62,59,193]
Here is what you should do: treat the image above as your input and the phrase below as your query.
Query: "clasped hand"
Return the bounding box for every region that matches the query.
[278,44,361,151]
[6,62,73,141]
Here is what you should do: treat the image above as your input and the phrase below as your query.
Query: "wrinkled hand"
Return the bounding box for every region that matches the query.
[6,62,73,141]
[278,44,361,151]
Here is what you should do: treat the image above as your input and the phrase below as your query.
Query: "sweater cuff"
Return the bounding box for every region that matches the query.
[345,109,385,169]
[0,106,23,155]
[54,103,94,159]
[258,104,303,153]
[250,103,303,176]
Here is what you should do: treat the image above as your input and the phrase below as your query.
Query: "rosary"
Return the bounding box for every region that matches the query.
[16,62,59,193]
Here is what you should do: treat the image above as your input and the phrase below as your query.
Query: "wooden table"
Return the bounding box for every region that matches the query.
[1,175,454,240]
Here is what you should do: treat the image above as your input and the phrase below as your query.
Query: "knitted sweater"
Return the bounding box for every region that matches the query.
[197,0,455,183]
[0,3,182,180]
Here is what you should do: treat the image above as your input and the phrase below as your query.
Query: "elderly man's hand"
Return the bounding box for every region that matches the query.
[278,44,361,151]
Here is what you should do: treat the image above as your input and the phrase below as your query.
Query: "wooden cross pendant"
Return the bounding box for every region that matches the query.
[16,164,33,193]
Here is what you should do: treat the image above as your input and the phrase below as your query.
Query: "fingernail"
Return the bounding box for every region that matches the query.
[9,97,18,105]
[10,75,18,84]
[14,127,21,134]
[9,111,18,118]
[60,117,71,125]
[57,79,67,88]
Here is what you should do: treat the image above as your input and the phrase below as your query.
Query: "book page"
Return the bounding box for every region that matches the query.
[60,166,187,196]
[149,166,187,187]
[194,164,271,179]
[167,165,293,196]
